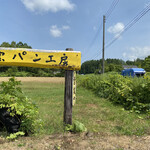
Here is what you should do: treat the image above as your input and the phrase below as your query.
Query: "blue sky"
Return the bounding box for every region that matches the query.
[0,0,150,63]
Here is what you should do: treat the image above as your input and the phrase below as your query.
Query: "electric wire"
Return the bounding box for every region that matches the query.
[83,2,150,64]
[105,3,150,49]
[92,51,101,60]
[86,3,150,62]
[82,49,101,63]
[105,0,120,20]
[81,22,103,61]
[82,0,120,62]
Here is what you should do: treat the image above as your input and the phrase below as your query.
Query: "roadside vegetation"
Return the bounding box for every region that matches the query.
[78,73,150,114]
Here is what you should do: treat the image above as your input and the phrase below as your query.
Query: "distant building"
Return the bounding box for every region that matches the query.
[122,65,138,69]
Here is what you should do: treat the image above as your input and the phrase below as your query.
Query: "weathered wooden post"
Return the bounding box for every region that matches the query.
[64,48,73,125]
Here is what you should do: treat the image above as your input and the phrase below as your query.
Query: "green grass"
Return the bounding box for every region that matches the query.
[21,82,65,134]
[20,81,150,136]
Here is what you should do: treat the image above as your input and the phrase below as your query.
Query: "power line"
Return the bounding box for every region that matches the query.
[105,3,150,49]
[83,1,150,63]
[81,22,103,60]
[105,0,120,20]
[82,48,102,63]
[93,51,101,60]
[82,0,120,62]
[82,49,99,62]
[88,23,103,50]
[87,3,150,62]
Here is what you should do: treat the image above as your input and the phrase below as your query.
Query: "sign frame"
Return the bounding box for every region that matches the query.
[0,48,81,71]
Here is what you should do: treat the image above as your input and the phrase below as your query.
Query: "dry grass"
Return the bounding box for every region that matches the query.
[0,77,65,83]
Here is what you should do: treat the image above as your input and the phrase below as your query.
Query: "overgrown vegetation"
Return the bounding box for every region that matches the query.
[78,73,150,114]
[0,78,43,136]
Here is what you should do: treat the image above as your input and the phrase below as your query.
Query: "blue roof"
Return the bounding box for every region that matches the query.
[121,68,146,77]
[122,68,146,74]
[131,68,146,73]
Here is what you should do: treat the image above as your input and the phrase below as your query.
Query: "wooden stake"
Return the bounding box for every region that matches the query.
[64,48,73,125]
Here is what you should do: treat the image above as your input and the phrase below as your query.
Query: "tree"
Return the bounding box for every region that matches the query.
[0,42,10,47]
[80,60,101,74]
[106,58,125,65]
[80,58,125,74]
[0,41,32,49]
[134,58,144,68]
[143,56,150,72]
[126,60,134,65]
[10,41,17,48]
[0,41,32,76]
[16,41,24,47]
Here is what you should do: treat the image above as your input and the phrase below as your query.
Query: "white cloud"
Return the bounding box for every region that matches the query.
[21,0,75,13]
[62,25,70,30]
[107,22,125,38]
[50,25,62,38]
[123,46,150,61]
[50,25,70,38]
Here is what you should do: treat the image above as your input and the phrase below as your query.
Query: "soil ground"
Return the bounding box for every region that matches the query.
[0,132,150,150]
[0,77,150,150]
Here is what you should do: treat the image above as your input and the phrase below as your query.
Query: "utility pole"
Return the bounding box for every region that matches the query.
[102,15,105,74]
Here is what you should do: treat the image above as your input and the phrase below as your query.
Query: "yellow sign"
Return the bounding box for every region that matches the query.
[0,48,81,70]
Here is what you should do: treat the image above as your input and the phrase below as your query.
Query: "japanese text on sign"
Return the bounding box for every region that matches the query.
[0,48,81,70]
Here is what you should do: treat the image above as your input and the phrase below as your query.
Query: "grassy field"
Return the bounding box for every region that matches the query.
[21,80,65,134]
[19,78,150,136]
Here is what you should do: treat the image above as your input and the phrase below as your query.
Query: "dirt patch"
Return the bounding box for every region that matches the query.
[0,77,65,83]
[86,104,98,109]
[0,133,150,150]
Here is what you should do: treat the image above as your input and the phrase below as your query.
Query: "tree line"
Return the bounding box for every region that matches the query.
[80,57,150,74]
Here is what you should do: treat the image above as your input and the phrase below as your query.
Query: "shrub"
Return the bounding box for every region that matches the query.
[78,73,150,113]
[0,77,43,135]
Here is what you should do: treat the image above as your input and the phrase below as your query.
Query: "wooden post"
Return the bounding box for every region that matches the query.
[64,48,73,125]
